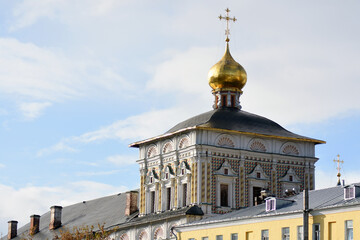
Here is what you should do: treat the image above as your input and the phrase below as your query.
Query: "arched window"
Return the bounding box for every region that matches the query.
[282,145,299,156]
[147,146,157,158]
[118,233,129,240]
[162,142,173,153]
[153,227,164,240]
[217,136,235,148]
[179,137,190,149]
[139,231,148,240]
[249,140,267,152]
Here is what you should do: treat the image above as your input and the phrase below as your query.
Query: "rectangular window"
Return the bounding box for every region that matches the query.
[253,187,262,205]
[231,233,238,240]
[345,220,353,240]
[220,184,229,207]
[188,239,195,240]
[313,224,320,240]
[150,191,155,213]
[224,168,228,175]
[202,237,209,240]
[222,95,227,107]
[231,95,235,107]
[282,227,290,240]
[261,229,269,240]
[297,225,303,240]
[166,187,171,210]
[182,183,187,207]
[216,235,223,240]
[266,198,276,211]
[344,187,355,200]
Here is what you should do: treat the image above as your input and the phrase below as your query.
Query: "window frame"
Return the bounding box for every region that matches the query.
[297,225,303,240]
[282,227,290,240]
[344,187,355,200]
[261,229,269,240]
[345,220,353,240]
[313,223,320,240]
[266,198,276,212]
[216,235,223,240]
[230,233,238,240]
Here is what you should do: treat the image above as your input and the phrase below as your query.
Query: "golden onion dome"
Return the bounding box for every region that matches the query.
[208,43,247,92]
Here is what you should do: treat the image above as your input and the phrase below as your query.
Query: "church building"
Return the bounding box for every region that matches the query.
[130,25,324,217]
[3,9,325,240]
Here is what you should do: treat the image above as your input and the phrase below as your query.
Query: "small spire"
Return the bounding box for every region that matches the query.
[219,8,237,42]
[333,154,344,186]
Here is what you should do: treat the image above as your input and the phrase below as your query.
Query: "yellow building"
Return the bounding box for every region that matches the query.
[175,184,358,240]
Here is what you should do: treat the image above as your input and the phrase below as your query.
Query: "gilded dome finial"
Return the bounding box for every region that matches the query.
[208,9,246,110]
[219,8,237,42]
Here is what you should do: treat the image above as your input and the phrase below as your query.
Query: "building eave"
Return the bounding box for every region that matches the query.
[129,126,325,148]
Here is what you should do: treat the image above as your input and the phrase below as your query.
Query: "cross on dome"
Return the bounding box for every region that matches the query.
[333,154,344,185]
[219,8,237,42]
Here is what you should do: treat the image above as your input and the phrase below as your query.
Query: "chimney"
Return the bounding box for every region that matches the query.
[125,191,138,216]
[7,220,18,240]
[49,206,62,230]
[30,215,40,235]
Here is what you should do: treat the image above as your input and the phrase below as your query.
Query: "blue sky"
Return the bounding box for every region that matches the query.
[0,0,360,235]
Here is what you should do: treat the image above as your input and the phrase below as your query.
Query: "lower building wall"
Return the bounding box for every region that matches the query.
[178,209,360,240]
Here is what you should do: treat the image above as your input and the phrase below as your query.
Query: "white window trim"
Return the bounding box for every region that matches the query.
[265,198,276,212]
[313,223,320,240]
[345,220,353,240]
[215,175,236,208]
[344,186,355,200]
[282,227,290,240]
[161,180,174,211]
[297,225,303,240]
[177,175,191,207]
[261,229,269,240]
[145,184,158,214]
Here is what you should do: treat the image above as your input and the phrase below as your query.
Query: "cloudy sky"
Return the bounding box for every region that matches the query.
[0,0,360,234]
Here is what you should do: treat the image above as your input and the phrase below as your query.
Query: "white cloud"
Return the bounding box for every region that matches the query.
[76,170,119,177]
[10,0,127,30]
[107,155,137,166]
[37,141,77,157]
[0,163,5,168]
[148,43,360,125]
[0,181,128,235]
[316,169,360,190]
[36,106,198,156]
[19,102,52,120]
[0,38,132,117]
[148,47,216,97]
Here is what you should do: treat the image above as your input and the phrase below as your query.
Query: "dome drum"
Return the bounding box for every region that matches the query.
[213,90,242,110]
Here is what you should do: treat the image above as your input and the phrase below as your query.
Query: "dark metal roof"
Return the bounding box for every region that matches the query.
[166,108,323,143]
[180,184,360,227]
[116,205,204,228]
[5,193,133,240]
[4,191,203,240]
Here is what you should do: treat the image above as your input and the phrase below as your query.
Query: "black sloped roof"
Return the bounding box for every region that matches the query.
[166,108,323,143]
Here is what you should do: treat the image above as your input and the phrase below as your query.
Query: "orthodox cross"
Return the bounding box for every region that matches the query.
[333,154,344,185]
[219,8,237,42]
